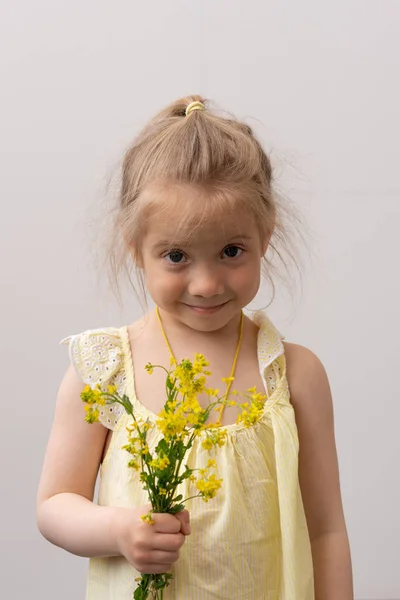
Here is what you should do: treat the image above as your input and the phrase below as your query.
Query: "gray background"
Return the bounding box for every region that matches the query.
[1,1,399,599]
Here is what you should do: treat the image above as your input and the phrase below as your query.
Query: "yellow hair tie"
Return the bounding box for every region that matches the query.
[185,101,205,116]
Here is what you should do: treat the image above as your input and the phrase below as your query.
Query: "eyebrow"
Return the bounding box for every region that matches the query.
[152,235,253,250]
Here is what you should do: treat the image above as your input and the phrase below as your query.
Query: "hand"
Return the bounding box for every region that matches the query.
[114,505,190,574]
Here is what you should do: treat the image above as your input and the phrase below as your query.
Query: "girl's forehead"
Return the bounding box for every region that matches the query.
[141,182,258,243]
[145,205,257,249]
[147,216,252,245]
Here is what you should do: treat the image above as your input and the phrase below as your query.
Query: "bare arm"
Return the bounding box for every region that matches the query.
[285,343,354,600]
[36,365,190,570]
[36,365,120,557]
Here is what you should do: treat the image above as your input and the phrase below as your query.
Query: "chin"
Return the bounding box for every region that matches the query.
[180,305,242,332]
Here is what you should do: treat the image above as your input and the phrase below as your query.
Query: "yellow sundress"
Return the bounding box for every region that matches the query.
[62,311,314,600]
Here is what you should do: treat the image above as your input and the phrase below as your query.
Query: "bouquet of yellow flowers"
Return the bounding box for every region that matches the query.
[81,354,266,600]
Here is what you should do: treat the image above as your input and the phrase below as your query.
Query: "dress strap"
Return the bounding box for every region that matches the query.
[253,311,285,373]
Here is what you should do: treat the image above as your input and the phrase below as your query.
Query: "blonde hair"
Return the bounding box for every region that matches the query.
[106,94,303,306]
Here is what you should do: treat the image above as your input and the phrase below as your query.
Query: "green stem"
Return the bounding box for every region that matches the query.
[165,430,196,507]
[178,431,196,472]
[147,364,170,375]
[179,493,202,503]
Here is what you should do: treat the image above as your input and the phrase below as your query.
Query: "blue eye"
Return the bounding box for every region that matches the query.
[165,250,186,264]
[223,246,243,258]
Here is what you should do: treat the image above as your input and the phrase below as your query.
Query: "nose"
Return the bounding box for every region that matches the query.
[187,265,225,298]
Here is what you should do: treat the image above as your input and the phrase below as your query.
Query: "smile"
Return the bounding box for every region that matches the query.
[183,301,229,314]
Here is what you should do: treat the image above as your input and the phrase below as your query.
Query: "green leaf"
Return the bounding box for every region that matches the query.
[176,469,192,483]
[133,576,149,600]
[166,376,174,390]
[155,439,169,455]
[122,394,134,412]
[154,469,171,479]
[133,588,146,600]
[169,503,185,514]
[152,574,168,590]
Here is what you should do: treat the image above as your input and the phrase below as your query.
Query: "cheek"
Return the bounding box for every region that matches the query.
[234,262,261,294]
[145,264,186,297]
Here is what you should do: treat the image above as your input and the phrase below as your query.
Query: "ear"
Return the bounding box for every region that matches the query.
[121,221,143,268]
[262,203,276,255]
[261,229,273,257]
[129,244,144,269]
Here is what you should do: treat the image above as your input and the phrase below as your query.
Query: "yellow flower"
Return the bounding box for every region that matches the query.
[236,396,265,427]
[84,407,99,423]
[192,376,207,394]
[198,423,228,448]
[210,428,228,447]
[81,385,93,403]
[159,488,167,495]
[81,385,98,404]
[145,363,154,374]
[207,459,217,469]
[122,440,140,455]
[221,376,234,384]
[201,437,213,450]
[195,473,223,502]
[171,357,210,399]
[193,353,209,373]
[206,388,219,397]
[150,456,170,470]
[107,384,117,394]
[127,459,141,470]
[185,412,203,427]
[80,384,106,407]
[164,398,180,412]
[251,392,267,403]
[141,513,155,525]
[157,411,187,439]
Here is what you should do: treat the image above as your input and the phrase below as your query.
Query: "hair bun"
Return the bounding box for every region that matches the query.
[185,101,205,116]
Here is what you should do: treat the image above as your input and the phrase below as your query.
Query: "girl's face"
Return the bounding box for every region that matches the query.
[137,187,268,333]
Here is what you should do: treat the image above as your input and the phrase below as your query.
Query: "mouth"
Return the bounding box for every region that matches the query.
[183,301,230,314]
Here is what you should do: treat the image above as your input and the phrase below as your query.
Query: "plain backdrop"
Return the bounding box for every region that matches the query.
[1,1,399,599]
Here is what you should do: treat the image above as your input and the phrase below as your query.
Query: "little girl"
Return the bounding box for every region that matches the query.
[37,96,353,599]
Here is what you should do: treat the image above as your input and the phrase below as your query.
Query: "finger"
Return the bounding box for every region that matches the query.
[174,510,191,535]
[153,532,185,551]
[152,513,182,534]
[149,549,180,564]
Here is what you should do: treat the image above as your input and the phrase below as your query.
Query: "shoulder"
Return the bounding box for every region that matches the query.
[283,342,332,414]
[61,325,125,345]
[283,342,327,380]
